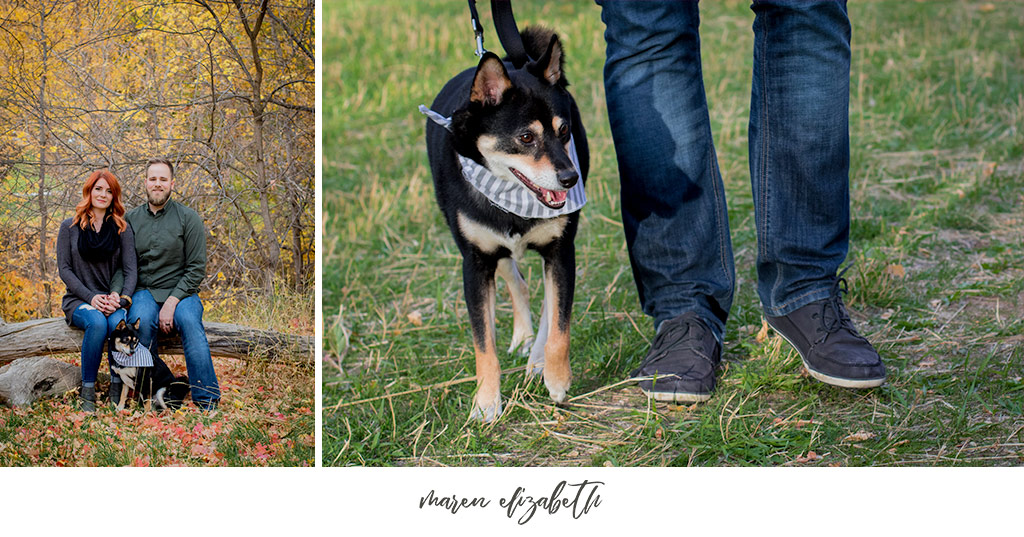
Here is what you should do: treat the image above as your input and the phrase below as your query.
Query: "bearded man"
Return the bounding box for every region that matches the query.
[124,158,220,411]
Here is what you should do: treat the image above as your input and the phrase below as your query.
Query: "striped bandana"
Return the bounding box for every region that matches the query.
[420,105,586,219]
[110,344,154,368]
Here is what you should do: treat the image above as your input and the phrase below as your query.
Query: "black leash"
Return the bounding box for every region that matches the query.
[467,0,533,68]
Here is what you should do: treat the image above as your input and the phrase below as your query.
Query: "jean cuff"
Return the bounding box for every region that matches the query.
[762,287,836,317]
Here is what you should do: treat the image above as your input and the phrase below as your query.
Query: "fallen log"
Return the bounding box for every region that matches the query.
[0,317,313,366]
[0,356,80,407]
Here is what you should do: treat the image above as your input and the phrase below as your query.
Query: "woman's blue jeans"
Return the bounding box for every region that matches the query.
[599,0,852,340]
[128,290,221,407]
[70,305,127,384]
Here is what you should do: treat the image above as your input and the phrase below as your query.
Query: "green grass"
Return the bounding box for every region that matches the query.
[323,0,1024,466]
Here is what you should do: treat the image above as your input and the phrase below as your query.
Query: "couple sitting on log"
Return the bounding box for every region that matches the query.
[56,158,220,413]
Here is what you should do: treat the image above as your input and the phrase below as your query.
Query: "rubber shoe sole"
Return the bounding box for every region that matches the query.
[641,388,713,403]
[636,374,713,403]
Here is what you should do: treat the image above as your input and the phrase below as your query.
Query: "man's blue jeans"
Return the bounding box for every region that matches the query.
[70,305,127,384]
[129,290,221,406]
[599,0,852,340]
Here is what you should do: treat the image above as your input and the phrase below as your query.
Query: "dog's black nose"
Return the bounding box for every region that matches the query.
[557,168,578,189]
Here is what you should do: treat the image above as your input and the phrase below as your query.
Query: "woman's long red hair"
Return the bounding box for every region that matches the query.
[72,169,127,233]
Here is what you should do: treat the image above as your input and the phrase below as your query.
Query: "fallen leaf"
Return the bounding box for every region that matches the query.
[885,264,906,278]
[843,431,876,443]
[795,451,820,463]
[407,310,423,326]
[755,318,770,344]
[979,3,995,13]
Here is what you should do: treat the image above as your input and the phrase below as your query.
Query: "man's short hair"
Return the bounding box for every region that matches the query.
[147,158,174,178]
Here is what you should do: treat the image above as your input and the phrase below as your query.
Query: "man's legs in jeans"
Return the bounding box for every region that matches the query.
[130,290,221,408]
[600,0,735,341]
[130,289,160,359]
[173,295,220,408]
[750,0,851,315]
[752,1,885,386]
[600,0,732,402]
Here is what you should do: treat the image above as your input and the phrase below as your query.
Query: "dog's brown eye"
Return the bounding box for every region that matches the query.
[519,133,534,144]
[558,124,569,137]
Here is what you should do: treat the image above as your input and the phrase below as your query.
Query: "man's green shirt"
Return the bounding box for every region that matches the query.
[123,199,207,304]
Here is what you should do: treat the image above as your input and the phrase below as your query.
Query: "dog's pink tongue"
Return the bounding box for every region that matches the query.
[541,188,568,207]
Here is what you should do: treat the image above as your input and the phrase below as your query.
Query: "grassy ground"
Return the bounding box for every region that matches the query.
[322,0,1024,466]
[0,288,315,466]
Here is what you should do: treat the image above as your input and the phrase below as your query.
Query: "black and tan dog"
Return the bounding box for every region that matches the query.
[108,319,190,411]
[424,28,589,421]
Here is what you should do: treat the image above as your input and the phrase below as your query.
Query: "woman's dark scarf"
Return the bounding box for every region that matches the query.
[77,213,119,263]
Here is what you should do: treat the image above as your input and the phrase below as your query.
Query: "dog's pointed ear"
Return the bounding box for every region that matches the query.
[532,34,566,86]
[115,319,127,331]
[470,52,512,106]
[132,318,141,330]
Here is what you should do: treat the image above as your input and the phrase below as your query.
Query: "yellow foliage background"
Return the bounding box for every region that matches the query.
[0,0,315,322]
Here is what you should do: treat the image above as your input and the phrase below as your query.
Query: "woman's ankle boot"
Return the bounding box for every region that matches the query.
[80,384,96,412]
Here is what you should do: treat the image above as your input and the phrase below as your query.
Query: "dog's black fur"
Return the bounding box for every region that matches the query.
[425,27,589,421]
[108,319,190,411]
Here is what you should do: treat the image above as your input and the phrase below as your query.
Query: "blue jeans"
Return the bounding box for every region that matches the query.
[128,290,221,406]
[71,305,127,384]
[599,0,852,339]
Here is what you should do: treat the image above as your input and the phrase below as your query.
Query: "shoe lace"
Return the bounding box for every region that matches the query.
[814,264,865,344]
[635,316,707,372]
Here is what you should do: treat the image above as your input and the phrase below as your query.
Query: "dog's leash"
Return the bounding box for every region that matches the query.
[467,0,533,68]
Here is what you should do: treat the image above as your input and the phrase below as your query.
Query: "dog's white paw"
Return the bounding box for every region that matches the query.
[470,393,503,423]
[153,387,168,411]
[508,337,535,358]
[545,380,568,404]
[526,339,545,378]
[526,356,544,378]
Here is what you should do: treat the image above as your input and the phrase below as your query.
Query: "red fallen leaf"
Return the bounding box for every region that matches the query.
[795,451,820,464]
[132,456,151,467]
[251,443,271,462]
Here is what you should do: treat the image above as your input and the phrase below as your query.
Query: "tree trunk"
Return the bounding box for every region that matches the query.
[0,318,313,365]
[290,183,304,290]
[36,6,52,317]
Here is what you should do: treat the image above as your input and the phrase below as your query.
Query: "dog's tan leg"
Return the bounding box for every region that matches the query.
[117,385,129,410]
[526,300,548,377]
[496,257,534,356]
[540,265,571,403]
[469,278,502,422]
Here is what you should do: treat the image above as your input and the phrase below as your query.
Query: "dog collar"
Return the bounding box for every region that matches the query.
[111,345,154,368]
[420,105,586,219]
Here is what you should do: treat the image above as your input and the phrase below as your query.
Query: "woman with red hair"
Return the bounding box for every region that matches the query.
[56,169,137,412]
